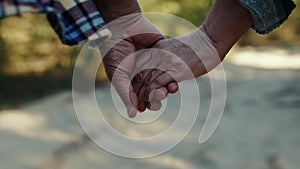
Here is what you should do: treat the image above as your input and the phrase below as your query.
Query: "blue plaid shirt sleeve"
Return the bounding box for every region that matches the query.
[0,0,107,46]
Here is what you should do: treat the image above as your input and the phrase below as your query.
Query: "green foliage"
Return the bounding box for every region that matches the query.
[140,0,300,46]
[0,13,108,108]
[0,1,299,76]
[0,14,70,75]
[0,0,299,108]
[0,13,109,79]
[0,37,8,72]
[140,0,213,26]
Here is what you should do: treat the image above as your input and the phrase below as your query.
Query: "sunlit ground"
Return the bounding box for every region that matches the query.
[229,46,300,70]
[1,48,300,168]
[1,4,300,168]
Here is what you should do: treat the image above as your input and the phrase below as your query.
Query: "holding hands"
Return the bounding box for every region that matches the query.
[101,23,221,117]
[94,0,253,117]
[131,27,221,113]
[94,0,178,117]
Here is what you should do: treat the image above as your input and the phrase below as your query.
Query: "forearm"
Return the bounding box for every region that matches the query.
[92,0,141,23]
[203,0,253,59]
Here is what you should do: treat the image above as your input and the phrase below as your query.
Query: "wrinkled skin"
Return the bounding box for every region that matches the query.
[99,14,178,118]
[132,27,222,104]
[94,0,252,117]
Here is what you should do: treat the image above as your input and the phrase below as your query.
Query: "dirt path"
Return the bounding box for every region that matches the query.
[1,47,299,169]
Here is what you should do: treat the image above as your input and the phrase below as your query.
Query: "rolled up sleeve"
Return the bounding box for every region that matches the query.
[0,0,108,46]
[239,0,296,34]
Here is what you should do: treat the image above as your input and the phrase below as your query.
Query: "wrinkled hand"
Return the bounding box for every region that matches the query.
[99,13,178,118]
[132,26,222,104]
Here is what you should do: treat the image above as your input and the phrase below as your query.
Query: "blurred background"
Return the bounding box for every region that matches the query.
[0,0,299,169]
[0,0,299,109]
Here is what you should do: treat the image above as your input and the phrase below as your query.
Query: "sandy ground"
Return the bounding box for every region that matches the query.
[0,47,300,169]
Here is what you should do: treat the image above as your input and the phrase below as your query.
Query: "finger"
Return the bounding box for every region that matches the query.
[139,69,166,102]
[167,82,179,94]
[132,74,147,112]
[137,85,147,112]
[154,87,168,101]
[151,83,178,102]
[102,39,139,117]
[132,69,160,112]
[144,72,176,101]
[128,87,139,117]
[148,88,157,101]
[146,100,162,111]
[113,80,138,118]
[110,59,138,118]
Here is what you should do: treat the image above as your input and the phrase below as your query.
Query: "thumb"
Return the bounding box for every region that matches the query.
[102,39,139,118]
[110,56,138,118]
[112,75,138,118]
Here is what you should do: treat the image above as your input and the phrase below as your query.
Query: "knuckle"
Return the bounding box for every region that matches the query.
[153,78,162,87]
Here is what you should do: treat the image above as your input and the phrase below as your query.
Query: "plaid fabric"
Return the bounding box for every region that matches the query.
[0,0,106,46]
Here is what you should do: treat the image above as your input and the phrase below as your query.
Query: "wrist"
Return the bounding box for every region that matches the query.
[200,25,227,60]
[201,0,252,60]
[179,26,221,73]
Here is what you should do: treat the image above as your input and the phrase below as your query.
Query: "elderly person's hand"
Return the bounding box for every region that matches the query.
[94,0,178,117]
[131,27,222,106]
[132,0,253,109]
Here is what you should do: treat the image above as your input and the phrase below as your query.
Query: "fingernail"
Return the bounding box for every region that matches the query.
[128,107,136,118]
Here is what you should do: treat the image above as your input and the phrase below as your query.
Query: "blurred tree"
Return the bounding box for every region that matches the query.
[0,37,8,73]
[140,0,300,46]
[0,14,76,75]
[0,0,298,108]
[140,0,213,26]
[0,0,298,76]
[0,13,107,108]
[0,20,8,73]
